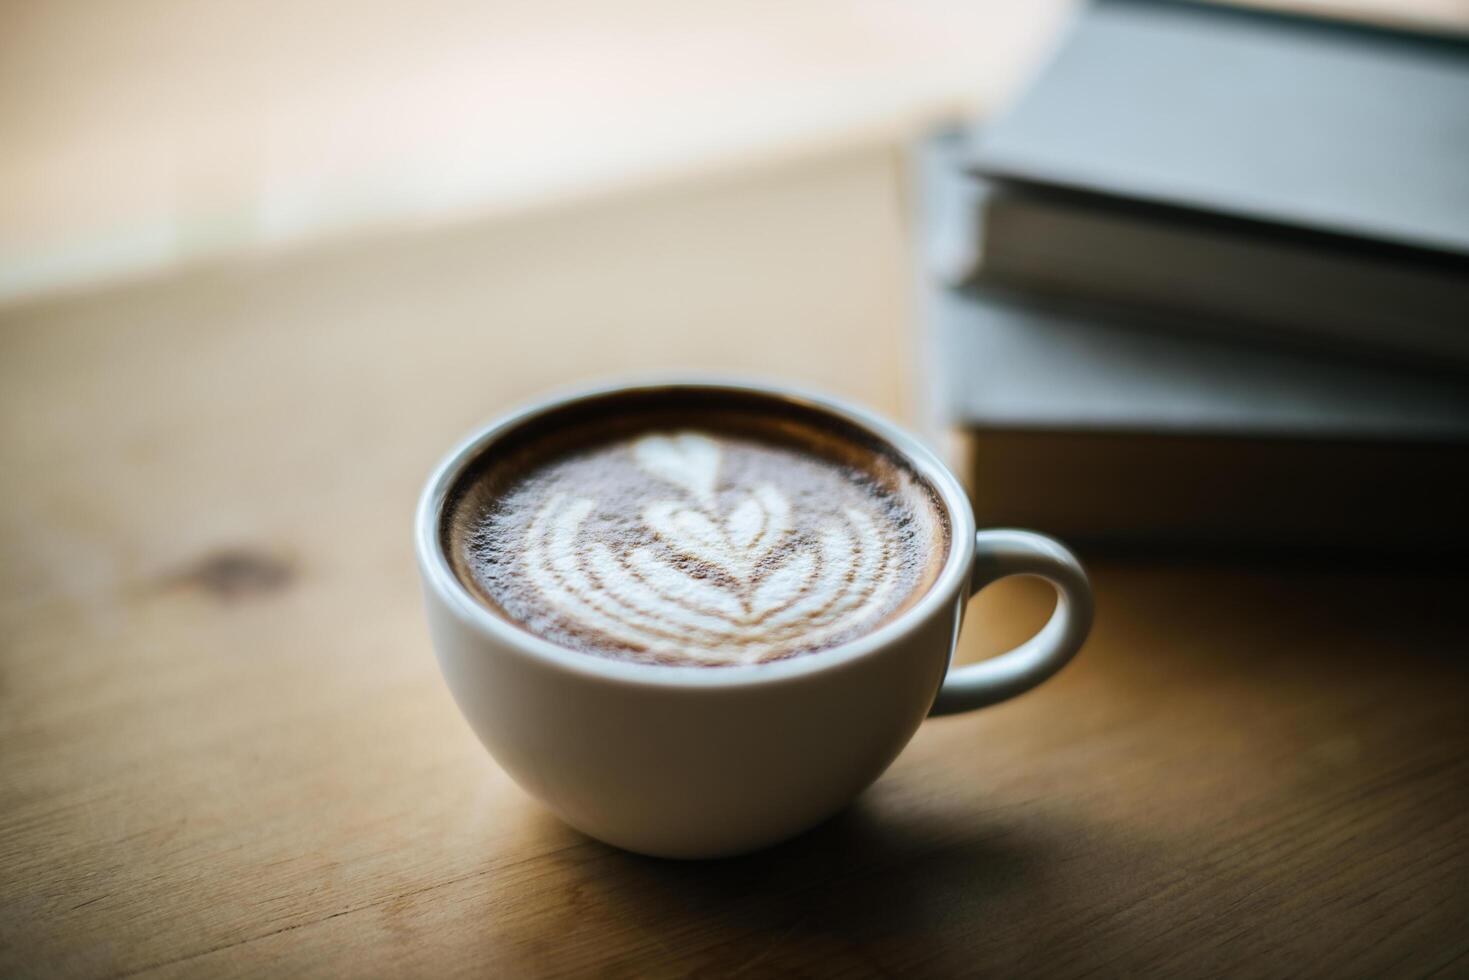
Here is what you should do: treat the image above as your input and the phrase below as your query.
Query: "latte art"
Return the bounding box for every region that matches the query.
[520,433,906,665]
[449,415,947,667]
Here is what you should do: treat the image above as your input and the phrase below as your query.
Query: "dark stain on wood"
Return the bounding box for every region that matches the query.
[167,548,295,602]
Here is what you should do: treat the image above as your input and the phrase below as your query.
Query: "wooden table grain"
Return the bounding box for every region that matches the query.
[3,145,1468,979]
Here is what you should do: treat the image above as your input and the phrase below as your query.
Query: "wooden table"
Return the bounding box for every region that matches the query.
[3,144,1467,978]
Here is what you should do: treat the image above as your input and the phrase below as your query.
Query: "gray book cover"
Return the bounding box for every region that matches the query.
[916,127,1469,553]
[953,182,1469,368]
[921,132,1469,440]
[968,0,1469,259]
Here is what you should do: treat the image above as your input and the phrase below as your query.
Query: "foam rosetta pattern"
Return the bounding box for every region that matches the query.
[520,432,907,664]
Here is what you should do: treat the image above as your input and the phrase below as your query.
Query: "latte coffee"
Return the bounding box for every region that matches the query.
[442,391,950,667]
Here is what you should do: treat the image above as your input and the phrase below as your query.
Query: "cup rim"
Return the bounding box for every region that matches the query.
[415,376,977,689]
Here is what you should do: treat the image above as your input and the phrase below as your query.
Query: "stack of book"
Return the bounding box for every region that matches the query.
[915,0,1469,556]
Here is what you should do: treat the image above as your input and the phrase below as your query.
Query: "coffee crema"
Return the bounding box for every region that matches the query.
[443,399,949,667]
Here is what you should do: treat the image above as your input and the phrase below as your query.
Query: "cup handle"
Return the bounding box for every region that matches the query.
[928,529,1094,717]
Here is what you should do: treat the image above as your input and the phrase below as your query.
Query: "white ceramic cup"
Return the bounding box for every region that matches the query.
[416,380,1093,858]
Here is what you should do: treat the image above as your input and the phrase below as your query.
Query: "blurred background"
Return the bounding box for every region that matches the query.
[3,0,1070,302]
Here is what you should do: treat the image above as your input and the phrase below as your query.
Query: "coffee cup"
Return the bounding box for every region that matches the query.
[416,379,1093,858]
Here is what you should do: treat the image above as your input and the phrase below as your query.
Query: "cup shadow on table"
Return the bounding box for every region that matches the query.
[522,791,1099,968]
